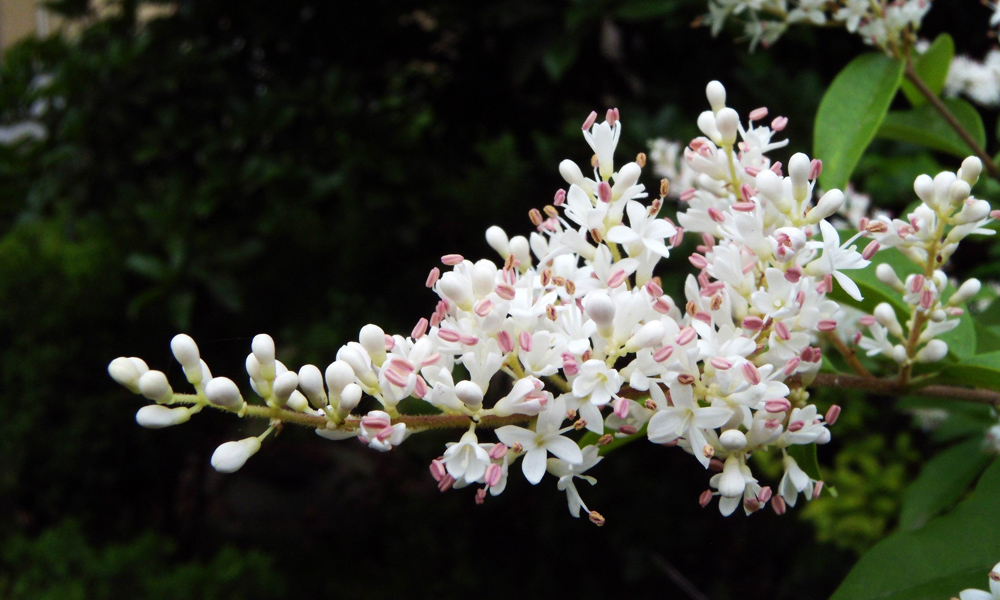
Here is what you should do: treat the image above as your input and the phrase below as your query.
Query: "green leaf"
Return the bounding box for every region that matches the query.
[787,444,822,481]
[830,460,1000,600]
[901,34,955,107]
[815,53,904,191]
[877,99,986,158]
[936,350,1000,393]
[898,436,994,531]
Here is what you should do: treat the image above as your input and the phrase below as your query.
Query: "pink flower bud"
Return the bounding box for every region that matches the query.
[771,116,788,131]
[495,283,516,301]
[710,357,732,370]
[653,345,674,363]
[518,331,532,352]
[489,444,508,460]
[598,181,612,203]
[742,361,761,385]
[613,397,629,419]
[411,318,428,340]
[774,321,790,341]
[817,319,837,332]
[765,398,791,413]
[772,495,787,515]
[430,459,446,481]
[582,111,597,131]
[645,280,663,297]
[554,188,566,205]
[749,107,768,121]
[497,330,514,354]
[699,490,714,508]
[676,327,697,346]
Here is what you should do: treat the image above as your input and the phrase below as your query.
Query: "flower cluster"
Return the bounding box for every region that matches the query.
[945,47,1000,108]
[702,0,931,51]
[109,79,993,524]
[857,157,993,376]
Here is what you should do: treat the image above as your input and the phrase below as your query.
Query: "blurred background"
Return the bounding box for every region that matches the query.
[0,1,997,598]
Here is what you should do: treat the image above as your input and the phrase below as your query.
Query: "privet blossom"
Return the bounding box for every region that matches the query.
[109,80,993,524]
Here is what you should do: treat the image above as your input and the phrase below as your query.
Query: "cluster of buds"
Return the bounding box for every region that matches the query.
[702,0,931,51]
[857,158,994,375]
[109,80,991,524]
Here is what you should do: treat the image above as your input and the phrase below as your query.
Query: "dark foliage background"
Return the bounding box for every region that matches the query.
[0,0,995,597]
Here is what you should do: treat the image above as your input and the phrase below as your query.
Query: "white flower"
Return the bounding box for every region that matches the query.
[957,561,1000,600]
[583,118,621,180]
[647,381,730,467]
[546,445,604,517]
[496,397,583,485]
[359,410,408,452]
[442,430,492,484]
[778,453,815,507]
[804,219,869,301]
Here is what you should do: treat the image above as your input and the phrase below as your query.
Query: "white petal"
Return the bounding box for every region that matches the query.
[521,448,548,484]
[545,435,584,465]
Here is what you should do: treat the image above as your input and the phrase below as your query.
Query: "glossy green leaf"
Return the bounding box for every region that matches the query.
[878,98,986,158]
[898,436,994,531]
[787,443,822,481]
[815,53,904,191]
[901,34,955,106]
[830,460,1000,600]
[936,350,1000,393]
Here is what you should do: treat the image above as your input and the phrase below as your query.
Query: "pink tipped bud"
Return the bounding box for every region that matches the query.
[607,269,628,288]
[598,181,612,203]
[484,463,503,487]
[825,404,841,425]
[771,116,788,131]
[742,362,761,385]
[774,321,790,341]
[765,398,791,413]
[749,107,768,121]
[411,318,429,340]
[554,188,567,205]
[742,316,764,330]
[474,298,494,317]
[430,458,446,481]
[676,327,697,346]
[518,330,532,352]
[582,111,598,130]
[710,357,732,370]
[426,267,441,288]
[699,490,714,508]
[809,159,822,180]
[653,345,674,363]
[817,319,837,332]
[497,330,514,354]
[783,357,800,376]
[495,283,516,301]
[438,328,461,343]
[613,397,629,419]
[772,495,787,515]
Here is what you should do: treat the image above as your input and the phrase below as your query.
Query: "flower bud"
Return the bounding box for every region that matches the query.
[252,334,276,380]
[325,361,355,401]
[915,339,948,363]
[875,263,904,292]
[789,153,811,201]
[211,437,262,473]
[298,364,327,408]
[717,455,745,497]
[472,260,498,299]
[338,383,363,415]
[108,357,144,393]
[719,429,747,451]
[138,370,173,403]
[205,376,244,410]
[136,405,191,429]
[272,371,299,406]
[455,380,484,409]
[805,189,845,224]
[696,111,721,143]
[439,272,473,312]
[956,199,991,224]
[706,80,726,112]
[949,179,972,206]
[614,162,642,192]
[337,345,378,388]
[913,173,935,205]
[892,344,908,365]
[584,292,615,338]
[485,226,510,258]
[558,159,587,188]
[959,156,982,185]
[359,324,388,367]
[715,108,739,146]
[949,278,981,306]
[626,320,666,351]
[874,303,903,338]
[509,235,531,268]
[171,334,203,385]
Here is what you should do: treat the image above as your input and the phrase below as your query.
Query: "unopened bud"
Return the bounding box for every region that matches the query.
[204,376,244,410]
[136,405,192,429]
[138,370,173,403]
[211,437,262,473]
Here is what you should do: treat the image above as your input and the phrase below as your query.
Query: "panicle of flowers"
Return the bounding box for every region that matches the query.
[855,156,994,380]
[108,83,871,523]
[702,0,931,53]
[944,47,1000,108]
